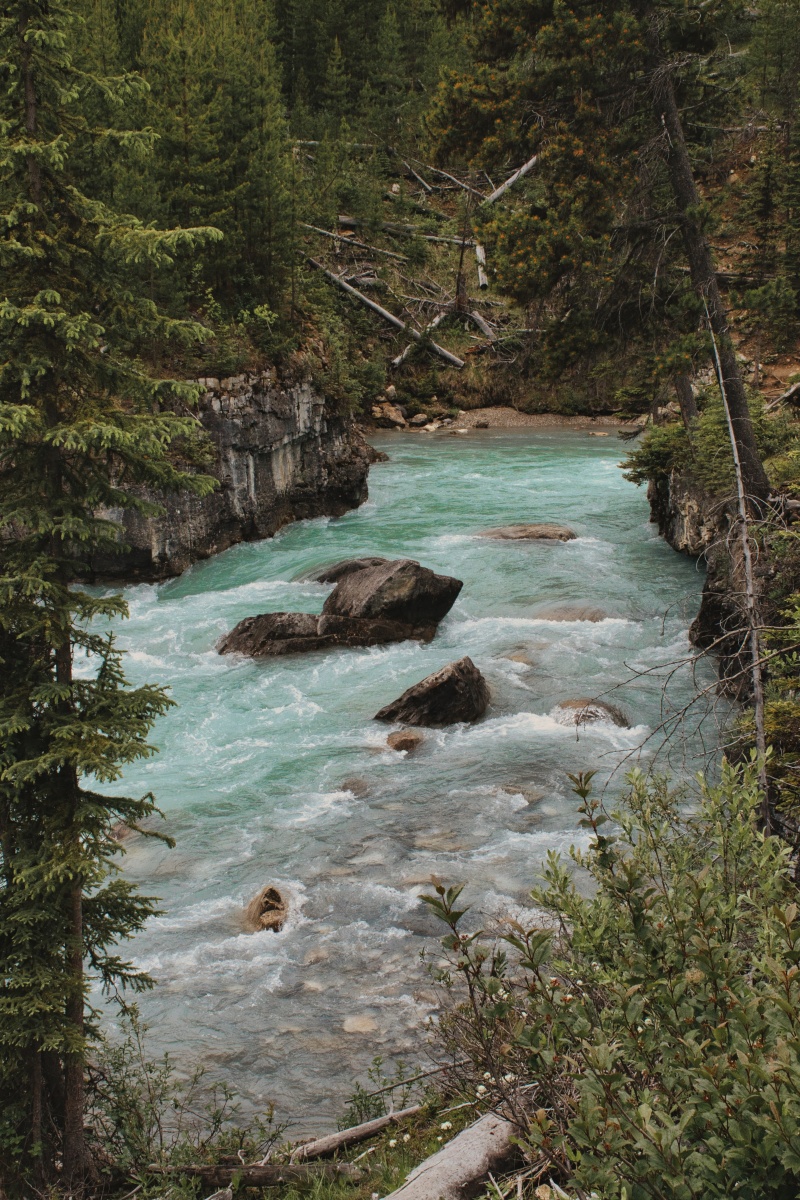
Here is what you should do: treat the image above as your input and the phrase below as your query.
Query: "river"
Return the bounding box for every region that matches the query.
[98,427,709,1132]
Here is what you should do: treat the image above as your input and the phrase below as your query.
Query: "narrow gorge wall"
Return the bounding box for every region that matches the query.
[95,372,372,580]
[647,471,753,695]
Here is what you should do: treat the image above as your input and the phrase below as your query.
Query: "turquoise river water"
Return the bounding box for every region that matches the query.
[98,428,714,1132]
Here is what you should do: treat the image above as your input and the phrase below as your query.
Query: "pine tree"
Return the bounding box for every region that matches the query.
[0,0,219,1187]
[434,0,770,502]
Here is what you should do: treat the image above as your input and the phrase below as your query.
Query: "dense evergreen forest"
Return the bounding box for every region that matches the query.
[5,0,800,1196]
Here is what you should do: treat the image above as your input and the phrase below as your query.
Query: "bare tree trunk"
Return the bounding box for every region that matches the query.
[643,11,770,507]
[673,374,698,427]
[61,878,86,1191]
[55,633,86,1193]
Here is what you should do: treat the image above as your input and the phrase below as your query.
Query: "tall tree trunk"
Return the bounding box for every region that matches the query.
[55,632,86,1193]
[643,11,771,508]
[673,373,698,427]
[61,877,85,1191]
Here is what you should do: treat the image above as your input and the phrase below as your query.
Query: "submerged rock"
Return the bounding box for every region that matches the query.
[244,885,288,932]
[533,602,608,622]
[553,698,629,728]
[479,523,576,541]
[322,558,462,628]
[375,656,490,727]
[387,730,424,753]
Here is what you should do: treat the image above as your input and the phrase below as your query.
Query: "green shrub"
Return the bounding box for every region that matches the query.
[425,763,800,1199]
[623,393,800,495]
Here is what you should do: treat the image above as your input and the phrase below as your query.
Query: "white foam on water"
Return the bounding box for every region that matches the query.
[93,428,713,1124]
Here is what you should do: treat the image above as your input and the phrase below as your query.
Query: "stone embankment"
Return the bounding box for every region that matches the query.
[92,372,372,580]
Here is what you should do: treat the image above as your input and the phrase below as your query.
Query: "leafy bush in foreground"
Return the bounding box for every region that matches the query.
[426,763,800,1199]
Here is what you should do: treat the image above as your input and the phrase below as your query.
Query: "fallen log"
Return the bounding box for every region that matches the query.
[338,215,475,247]
[475,244,488,289]
[469,310,496,341]
[404,158,486,200]
[765,380,800,412]
[300,223,408,262]
[291,1103,422,1162]
[402,160,433,194]
[382,1114,519,1200]
[392,311,448,368]
[482,155,539,206]
[309,259,464,369]
[148,1163,360,1188]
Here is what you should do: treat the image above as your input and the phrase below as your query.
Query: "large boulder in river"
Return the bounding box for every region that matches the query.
[218,558,462,658]
[553,698,629,728]
[479,523,576,542]
[323,558,462,628]
[218,610,431,657]
[375,657,489,727]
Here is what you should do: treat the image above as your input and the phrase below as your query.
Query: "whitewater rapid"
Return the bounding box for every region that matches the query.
[96,428,711,1130]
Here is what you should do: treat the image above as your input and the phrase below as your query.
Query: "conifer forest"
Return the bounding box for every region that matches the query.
[5,1,800,1197]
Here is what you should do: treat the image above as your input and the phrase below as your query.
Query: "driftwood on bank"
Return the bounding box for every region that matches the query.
[290,1103,422,1162]
[482,155,540,205]
[148,1163,360,1188]
[309,258,465,368]
[381,1114,519,1200]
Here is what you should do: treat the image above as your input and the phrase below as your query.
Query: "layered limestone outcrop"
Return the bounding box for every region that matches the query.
[93,372,372,580]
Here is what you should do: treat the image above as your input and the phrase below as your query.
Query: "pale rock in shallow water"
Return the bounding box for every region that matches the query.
[553,698,629,728]
[343,1014,378,1033]
[479,523,576,541]
[387,731,424,753]
[533,602,608,622]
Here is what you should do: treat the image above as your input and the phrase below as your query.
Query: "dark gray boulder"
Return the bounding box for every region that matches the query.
[218,611,431,657]
[305,556,389,584]
[374,657,490,727]
[323,558,462,627]
[219,557,461,658]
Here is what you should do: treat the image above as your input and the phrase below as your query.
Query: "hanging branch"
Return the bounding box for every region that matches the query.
[308,259,464,369]
[481,155,540,205]
[705,301,770,829]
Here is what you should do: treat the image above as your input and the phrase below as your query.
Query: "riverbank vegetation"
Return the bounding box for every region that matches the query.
[4,0,800,1195]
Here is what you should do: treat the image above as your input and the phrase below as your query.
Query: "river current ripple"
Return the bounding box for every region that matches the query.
[97,428,710,1132]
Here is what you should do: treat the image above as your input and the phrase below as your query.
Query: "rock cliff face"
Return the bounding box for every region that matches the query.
[94,372,372,580]
[647,470,750,694]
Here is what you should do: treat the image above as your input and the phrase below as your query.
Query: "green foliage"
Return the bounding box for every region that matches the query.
[0,0,218,1184]
[87,1007,283,1174]
[427,763,800,1199]
[623,396,800,495]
